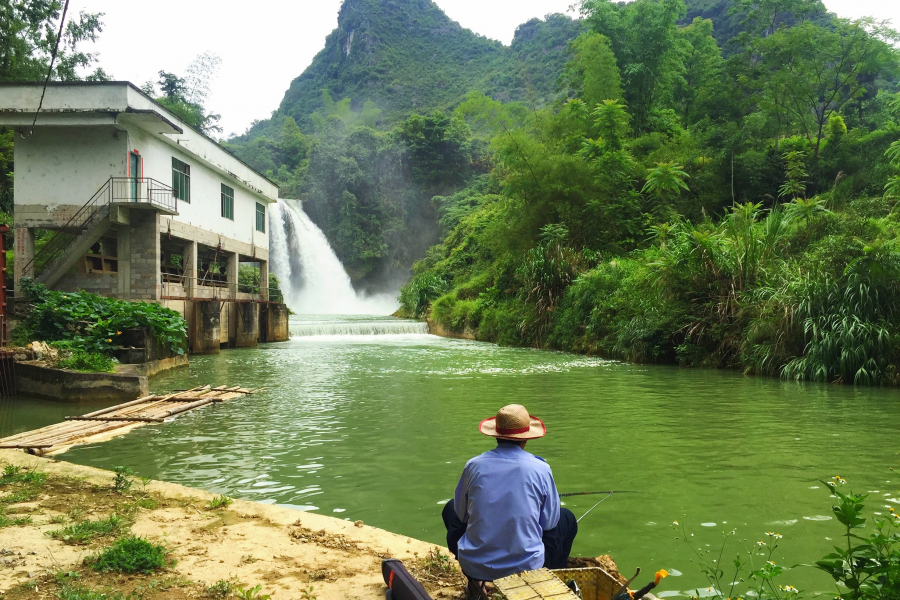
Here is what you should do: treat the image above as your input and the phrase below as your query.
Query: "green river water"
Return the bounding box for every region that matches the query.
[1,318,898,598]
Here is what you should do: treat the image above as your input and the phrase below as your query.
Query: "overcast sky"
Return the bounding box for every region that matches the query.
[77,0,900,138]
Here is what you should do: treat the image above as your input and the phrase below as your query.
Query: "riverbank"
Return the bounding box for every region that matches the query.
[0,450,464,600]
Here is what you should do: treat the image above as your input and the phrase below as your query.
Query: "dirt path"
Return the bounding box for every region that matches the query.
[0,450,465,600]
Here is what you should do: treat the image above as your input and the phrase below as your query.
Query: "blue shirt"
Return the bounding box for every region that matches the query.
[454,444,560,581]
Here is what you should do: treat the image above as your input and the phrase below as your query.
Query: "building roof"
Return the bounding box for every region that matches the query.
[0,81,279,202]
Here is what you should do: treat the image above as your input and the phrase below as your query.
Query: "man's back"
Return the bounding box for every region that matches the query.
[454,443,560,581]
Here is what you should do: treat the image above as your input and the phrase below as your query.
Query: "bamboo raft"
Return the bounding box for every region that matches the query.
[0,385,262,456]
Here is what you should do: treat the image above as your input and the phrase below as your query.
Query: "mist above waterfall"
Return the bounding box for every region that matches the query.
[269,199,399,315]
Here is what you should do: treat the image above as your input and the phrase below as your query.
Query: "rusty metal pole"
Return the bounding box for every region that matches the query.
[0,224,8,347]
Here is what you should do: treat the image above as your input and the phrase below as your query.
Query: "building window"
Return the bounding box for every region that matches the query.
[172,158,190,203]
[221,184,234,220]
[256,203,265,233]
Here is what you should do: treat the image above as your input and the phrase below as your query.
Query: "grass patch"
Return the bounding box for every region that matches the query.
[0,513,32,527]
[0,464,47,486]
[48,515,125,545]
[205,495,233,510]
[56,351,116,373]
[89,536,171,574]
[1,487,39,504]
[133,497,158,510]
[57,582,124,600]
[206,580,234,598]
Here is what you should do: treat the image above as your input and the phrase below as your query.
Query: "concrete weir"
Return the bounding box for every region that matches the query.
[191,301,289,354]
[193,299,222,354]
[232,301,259,348]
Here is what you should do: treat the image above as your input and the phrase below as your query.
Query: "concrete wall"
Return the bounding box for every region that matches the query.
[56,272,118,295]
[128,126,269,249]
[13,126,126,211]
[15,361,148,402]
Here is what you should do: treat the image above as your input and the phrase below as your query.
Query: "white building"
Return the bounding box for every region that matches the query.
[0,81,287,350]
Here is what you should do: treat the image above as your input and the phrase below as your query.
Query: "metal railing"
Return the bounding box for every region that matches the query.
[109,177,177,213]
[160,273,284,302]
[22,177,177,280]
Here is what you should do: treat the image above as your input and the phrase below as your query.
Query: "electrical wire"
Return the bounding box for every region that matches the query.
[23,0,71,139]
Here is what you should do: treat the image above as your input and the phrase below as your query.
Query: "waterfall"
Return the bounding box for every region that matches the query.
[269,199,399,315]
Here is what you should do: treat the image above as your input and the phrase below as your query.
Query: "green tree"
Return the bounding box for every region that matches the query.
[642,162,690,202]
[673,17,723,124]
[0,1,107,81]
[778,150,807,200]
[757,19,900,158]
[885,141,900,201]
[562,32,623,108]
[731,0,825,38]
[148,53,223,135]
[581,0,686,133]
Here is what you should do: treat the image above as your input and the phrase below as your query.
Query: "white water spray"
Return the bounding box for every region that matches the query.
[269,199,399,315]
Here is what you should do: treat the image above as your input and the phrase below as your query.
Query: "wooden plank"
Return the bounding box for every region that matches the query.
[0,444,56,449]
[65,416,164,423]
[161,398,214,418]
[2,383,253,455]
[75,395,159,419]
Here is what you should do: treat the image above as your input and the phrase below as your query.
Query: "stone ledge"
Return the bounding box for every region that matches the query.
[15,361,149,401]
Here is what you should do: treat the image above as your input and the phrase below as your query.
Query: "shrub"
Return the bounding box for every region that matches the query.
[237,265,284,302]
[399,272,449,318]
[90,535,171,573]
[18,280,187,356]
[112,466,134,494]
[56,351,116,373]
[430,293,456,328]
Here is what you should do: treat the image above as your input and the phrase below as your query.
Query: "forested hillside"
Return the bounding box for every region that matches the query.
[234,0,581,140]
[224,0,583,290]
[395,0,900,386]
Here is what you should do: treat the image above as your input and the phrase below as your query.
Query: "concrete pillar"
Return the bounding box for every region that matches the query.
[184,240,197,298]
[129,211,160,300]
[193,300,221,354]
[259,260,269,301]
[266,303,290,342]
[14,227,35,286]
[117,226,132,299]
[226,251,238,299]
[234,302,259,348]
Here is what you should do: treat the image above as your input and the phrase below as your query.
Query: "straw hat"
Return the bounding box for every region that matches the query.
[479,404,546,440]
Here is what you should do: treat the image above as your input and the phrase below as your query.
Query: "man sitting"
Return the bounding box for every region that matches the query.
[442,404,577,599]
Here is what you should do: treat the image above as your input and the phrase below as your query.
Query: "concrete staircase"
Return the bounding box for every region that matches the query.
[36,206,112,289]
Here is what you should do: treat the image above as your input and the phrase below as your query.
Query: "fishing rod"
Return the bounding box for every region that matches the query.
[576,492,612,522]
[561,490,641,523]
[560,490,640,497]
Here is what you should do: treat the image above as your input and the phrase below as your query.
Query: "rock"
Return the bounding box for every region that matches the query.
[27,341,58,362]
[354,520,364,527]
[27,551,36,555]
